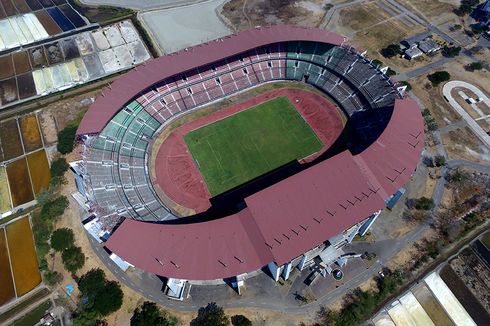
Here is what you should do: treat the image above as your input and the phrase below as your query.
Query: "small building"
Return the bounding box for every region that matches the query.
[477,0,490,26]
[418,39,440,53]
[401,31,432,48]
[404,47,423,60]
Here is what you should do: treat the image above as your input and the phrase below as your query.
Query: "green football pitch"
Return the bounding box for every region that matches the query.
[184,96,324,196]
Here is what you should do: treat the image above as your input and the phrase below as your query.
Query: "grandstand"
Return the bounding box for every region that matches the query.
[76,26,424,288]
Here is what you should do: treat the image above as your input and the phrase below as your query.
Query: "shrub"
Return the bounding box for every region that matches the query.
[434,155,446,167]
[381,44,402,58]
[428,71,450,86]
[386,67,397,76]
[442,45,462,57]
[231,315,252,326]
[399,81,412,92]
[44,270,63,286]
[62,246,85,274]
[412,197,435,210]
[372,59,383,67]
[51,228,75,252]
[465,62,483,71]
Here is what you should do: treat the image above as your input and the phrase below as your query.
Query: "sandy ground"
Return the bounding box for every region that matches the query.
[139,0,232,54]
[222,0,333,31]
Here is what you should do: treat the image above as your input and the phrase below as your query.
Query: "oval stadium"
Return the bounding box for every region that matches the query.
[75,25,424,297]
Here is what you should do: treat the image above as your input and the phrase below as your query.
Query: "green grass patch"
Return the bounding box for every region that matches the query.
[482,232,490,249]
[12,300,52,326]
[0,288,50,324]
[184,96,323,196]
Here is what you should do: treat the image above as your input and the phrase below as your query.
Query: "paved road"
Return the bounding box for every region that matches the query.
[80,0,207,10]
[442,81,490,147]
[87,220,430,313]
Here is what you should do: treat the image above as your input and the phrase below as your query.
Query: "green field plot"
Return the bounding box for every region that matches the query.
[184,96,323,196]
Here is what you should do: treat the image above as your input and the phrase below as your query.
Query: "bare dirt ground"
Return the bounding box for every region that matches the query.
[37,91,98,146]
[397,0,459,25]
[222,0,333,31]
[442,127,490,163]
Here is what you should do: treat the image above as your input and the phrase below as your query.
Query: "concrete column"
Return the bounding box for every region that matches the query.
[282,262,292,280]
[358,210,381,237]
[297,254,307,271]
[267,262,280,282]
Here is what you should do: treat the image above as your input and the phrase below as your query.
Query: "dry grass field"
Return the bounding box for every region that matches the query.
[26,150,51,196]
[0,228,15,306]
[6,158,34,207]
[441,127,490,163]
[398,0,459,25]
[338,1,392,32]
[19,115,43,153]
[0,167,12,214]
[5,216,41,297]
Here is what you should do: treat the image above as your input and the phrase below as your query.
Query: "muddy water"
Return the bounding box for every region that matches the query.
[6,158,34,206]
[0,119,23,160]
[0,228,15,305]
[6,216,41,296]
[26,149,50,195]
[19,114,43,152]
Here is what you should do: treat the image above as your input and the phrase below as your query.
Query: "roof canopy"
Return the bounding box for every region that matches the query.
[77,25,345,135]
[106,99,424,280]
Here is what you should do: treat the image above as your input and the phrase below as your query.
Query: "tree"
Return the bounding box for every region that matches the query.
[442,45,462,57]
[51,228,74,251]
[40,196,69,221]
[465,62,483,71]
[455,0,480,16]
[78,268,106,295]
[92,281,123,316]
[428,71,450,86]
[231,315,252,326]
[50,158,70,178]
[77,269,124,319]
[381,43,401,58]
[131,301,178,326]
[57,124,78,154]
[61,246,85,273]
[190,303,230,326]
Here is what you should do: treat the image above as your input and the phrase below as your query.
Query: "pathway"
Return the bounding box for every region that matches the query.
[442,81,490,148]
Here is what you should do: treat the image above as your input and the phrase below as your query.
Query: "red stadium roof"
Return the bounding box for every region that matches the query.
[106,99,424,280]
[77,25,345,135]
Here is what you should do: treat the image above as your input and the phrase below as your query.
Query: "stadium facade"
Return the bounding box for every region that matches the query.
[75,25,424,297]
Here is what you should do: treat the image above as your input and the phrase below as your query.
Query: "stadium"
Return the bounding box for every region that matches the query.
[75,25,424,298]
